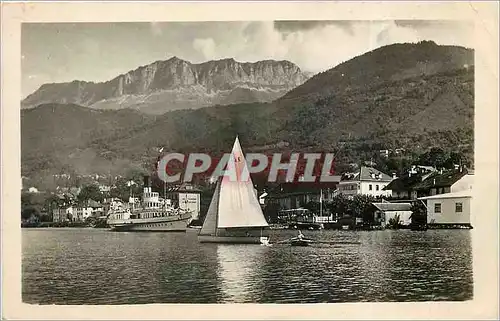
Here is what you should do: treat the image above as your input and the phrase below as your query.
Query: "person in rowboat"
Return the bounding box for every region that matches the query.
[297,230,305,240]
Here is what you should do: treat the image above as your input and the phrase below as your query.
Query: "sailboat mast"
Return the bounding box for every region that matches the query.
[320,189,323,217]
[215,177,221,237]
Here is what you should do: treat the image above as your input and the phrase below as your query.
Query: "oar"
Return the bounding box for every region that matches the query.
[273,237,304,244]
[273,238,293,244]
[312,240,361,245]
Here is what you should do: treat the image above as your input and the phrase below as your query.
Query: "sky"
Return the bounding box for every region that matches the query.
[21,20,474,98]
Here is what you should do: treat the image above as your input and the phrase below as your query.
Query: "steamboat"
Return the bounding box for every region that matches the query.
[107,176,192,232]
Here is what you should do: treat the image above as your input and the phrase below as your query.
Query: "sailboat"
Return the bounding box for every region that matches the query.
[198,137,270,244]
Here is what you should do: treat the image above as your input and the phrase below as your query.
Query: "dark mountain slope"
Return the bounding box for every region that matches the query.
[279,41,473,105]
[21,42,474,183]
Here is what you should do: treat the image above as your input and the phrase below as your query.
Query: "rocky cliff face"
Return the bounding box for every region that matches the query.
[22,57,310,114]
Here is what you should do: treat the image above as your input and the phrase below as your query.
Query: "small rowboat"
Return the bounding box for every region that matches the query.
[274,234,362,247]
[290,237,314,247]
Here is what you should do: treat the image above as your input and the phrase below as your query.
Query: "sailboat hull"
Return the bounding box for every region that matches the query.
[198,235,266,244]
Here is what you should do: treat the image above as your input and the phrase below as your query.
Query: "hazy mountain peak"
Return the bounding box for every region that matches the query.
[22,57,310,114]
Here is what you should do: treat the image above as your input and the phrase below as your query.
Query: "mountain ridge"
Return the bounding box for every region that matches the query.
[22,57,310,114]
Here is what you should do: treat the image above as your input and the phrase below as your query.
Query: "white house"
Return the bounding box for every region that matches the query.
[338,166,394,198]
[99,185,111,193]
[418,190,472,227]
[52,206,74,222]
[74,207,93,222]
[372,202,413,227]
[450,170,473,193]
[177,184,201,221]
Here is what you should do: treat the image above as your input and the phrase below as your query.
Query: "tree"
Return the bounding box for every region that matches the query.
[443,151,464,169]
[304,201,320,214]
[43,194,61,221]
[385,157,401,174]
[21,192,34,208]
[21,207,39,221]
[348,194,375,222]
[45,194,61,207]
[410,201,427,226]
[109,177,141,201]
[77,184,103,203]
[419,147,448,168]
[387,214,401,229]
[326,194,349,219]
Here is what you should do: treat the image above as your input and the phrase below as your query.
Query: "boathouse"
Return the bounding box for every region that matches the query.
[418,190,472,228]
[371,202,413,227]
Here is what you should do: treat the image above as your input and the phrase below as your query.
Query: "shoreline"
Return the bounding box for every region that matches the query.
[21,224,473,230]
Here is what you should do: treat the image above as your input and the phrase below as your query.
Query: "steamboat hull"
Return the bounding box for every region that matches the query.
[108,214,191,232]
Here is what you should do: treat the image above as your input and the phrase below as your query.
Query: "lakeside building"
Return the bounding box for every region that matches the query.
[28,187,39,193]
[52,199,104,223]
[338,166,394,198]
[383,165,437,199]
[384,167,471,200]
[263,182,338,210]
[418,190,472,227]
[174,184,202,221]
[416,168,473,228]
[74,207,93,221]
[412,167,471,197]
[52,206,73,222]
[99,185,111,193]
[372,202,413,227]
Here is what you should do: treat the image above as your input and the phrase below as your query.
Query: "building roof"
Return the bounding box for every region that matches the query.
[412,169,468,191]
[266,182,337,199]
[418,190,472,200]
[412,165,437,171]
[174,183,203,193]
[341,166,393,182]
[372,202,412,211]
[383,174,425,191]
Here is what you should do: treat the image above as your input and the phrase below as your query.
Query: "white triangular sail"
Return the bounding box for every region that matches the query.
[200,179,221,235]
[217,137,269,228]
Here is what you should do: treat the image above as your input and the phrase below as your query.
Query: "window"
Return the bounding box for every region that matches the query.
[434,203,441,213]
[369,184,373,191]
[376,185,379,191]
[455,202,463,213]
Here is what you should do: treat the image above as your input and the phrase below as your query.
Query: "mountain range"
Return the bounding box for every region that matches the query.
[22,58,310,114]
[21,41,474,189]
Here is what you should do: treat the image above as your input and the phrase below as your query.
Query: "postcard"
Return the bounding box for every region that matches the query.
[2,1,498,320]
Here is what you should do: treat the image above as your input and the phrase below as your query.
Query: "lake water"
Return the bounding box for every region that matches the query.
[22,228,473,304]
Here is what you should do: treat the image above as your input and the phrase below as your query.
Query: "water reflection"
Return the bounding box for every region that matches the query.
[355,230,473,302]
[215,244,269,303]
[22,229,473,304]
